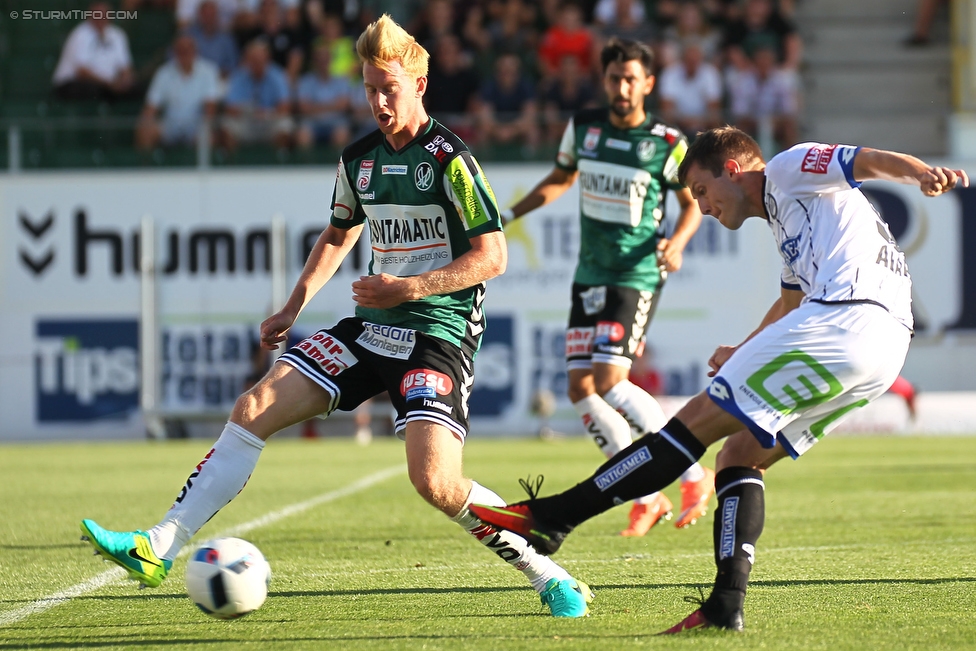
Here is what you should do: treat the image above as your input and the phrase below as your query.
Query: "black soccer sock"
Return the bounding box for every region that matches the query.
[531,418,706,529]
[701,467,765,626]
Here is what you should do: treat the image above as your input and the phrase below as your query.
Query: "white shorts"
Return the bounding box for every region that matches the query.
[707,301,911,458]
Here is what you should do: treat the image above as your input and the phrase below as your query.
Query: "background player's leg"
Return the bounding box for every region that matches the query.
[149,363,334,560]
[403,421,584,599]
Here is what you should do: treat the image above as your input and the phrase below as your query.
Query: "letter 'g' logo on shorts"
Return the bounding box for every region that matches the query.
[401,369,453,401]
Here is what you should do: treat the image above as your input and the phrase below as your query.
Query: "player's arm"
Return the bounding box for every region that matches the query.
[657,186,703,272]
[503,166,578,224]
[707,286,804,377]
[852,148,969,196]
[502,117,581,223]
[261,223,364,349]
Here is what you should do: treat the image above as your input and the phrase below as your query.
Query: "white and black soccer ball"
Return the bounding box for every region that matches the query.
[185,537,271,619]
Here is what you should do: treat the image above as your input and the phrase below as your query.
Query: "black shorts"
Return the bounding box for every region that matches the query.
[279,317,474,441]
[565,283,663,370]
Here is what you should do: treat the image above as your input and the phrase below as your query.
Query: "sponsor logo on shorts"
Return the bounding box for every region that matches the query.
[565,327,593,357]
[422,398,453,414]
[800,145,836,174]
[580,286,606,315]
[294,331,358,376]
[356,323,416,360]
[381,164,408,175]
[357,160,374,190]
[594,320,625,344]
[401,369,453,401]
[594,447,652,491]
[708,379,731,401]
[719,496,739,559]
[746,350,842,415]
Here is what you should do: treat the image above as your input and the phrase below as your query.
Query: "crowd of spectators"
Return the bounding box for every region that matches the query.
[52,0,804,155]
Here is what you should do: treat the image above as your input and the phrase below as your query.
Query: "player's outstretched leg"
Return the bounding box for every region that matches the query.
[471,417,705,554]
[452,482,594,617]
[660,466,764,634]
[79,421,266,586]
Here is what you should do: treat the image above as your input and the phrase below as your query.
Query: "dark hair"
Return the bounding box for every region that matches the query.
[600,37,654,76]
[677,126,765,185]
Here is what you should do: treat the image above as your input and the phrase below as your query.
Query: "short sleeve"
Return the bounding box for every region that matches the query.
[780,263,801,291]
[145,67,167,108]
[765,142,861,195]
[555,118,577,170]
[224,72,247,106]
[330,158,366,227]
[443,151,503,236]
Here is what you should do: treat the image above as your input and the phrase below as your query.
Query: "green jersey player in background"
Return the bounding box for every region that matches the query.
[501,38,711,537]
[80,14,594,618]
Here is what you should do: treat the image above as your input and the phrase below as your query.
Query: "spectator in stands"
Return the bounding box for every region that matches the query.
[904,0,947,46]
[414,0,458,53]
[658,37,723,138]
[592,0,657,46]
[52,1,136,101]
[722,0,801,74]
[477,51,540,149]
[425,35,481,140]
[358,0,425,29]
[660,0,723,68]
[220,38,294,150]
[538,1,595,80]
[186,0,239,80]
[177,0,241,30]
[295,42,353,150]
[541,54,598,143]
[242,0,305,85]
[471,0,539,80]
[312,14,360,81]
[136,34,220,150]
[726,44,799,150]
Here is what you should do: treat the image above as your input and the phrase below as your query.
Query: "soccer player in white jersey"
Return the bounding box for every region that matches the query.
[79,14,594,618]
[470,126,968,631]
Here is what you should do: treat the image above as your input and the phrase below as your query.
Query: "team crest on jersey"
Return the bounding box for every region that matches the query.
[415,161,434,191]
[765,193,778,219]
[637,139,656,161]
[357,160,374,190]
[583,127,601,150]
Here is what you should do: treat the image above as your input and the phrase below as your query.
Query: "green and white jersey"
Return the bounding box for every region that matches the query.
[331,119,502,349]
[556,108,689,292]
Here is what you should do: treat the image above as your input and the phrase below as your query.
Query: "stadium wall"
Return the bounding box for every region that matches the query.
[2,164,976,440]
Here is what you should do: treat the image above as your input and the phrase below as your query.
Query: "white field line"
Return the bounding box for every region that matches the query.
[0,463,406,627]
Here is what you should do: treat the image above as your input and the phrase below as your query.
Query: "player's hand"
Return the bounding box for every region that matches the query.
[352,274,418,309]
[656,238,684,273]
[919,166,969,196]
[260,306,298,350]
[707,345,737,377]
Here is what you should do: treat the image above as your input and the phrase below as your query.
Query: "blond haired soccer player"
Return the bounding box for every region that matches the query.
[80,15,594,617]
[501,38,712,536]
[472,127,968,631]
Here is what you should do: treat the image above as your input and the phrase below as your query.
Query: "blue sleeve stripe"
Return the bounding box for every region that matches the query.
[781,281,802,291]
[838,145,862,188]
[776,433,802,460]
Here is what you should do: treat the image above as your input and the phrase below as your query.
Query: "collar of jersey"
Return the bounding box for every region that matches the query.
[382,118,436,155]
[609,112,653,133]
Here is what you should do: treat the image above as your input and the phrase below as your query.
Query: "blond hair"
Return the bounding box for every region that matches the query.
[356,14,429,78]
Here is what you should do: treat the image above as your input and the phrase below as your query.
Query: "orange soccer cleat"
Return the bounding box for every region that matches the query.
[620,493,673,537]
[675,467,715,528]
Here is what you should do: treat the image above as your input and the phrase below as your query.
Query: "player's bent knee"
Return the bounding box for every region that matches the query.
[408,468,466,513]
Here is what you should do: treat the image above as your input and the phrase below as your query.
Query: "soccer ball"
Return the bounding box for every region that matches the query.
[185,537,271,619]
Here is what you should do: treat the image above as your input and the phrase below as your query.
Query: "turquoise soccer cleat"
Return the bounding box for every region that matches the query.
[79,519,172,588]
[540,578,594,617]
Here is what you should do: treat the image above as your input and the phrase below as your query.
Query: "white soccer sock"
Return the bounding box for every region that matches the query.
[148,422,265,561]
[599,382,669,506]
[573,393,633,457]
[602,379,668,436]
[451,481,572,593]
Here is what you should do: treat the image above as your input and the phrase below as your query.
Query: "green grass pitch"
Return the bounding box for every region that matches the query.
[1,435,974,650]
